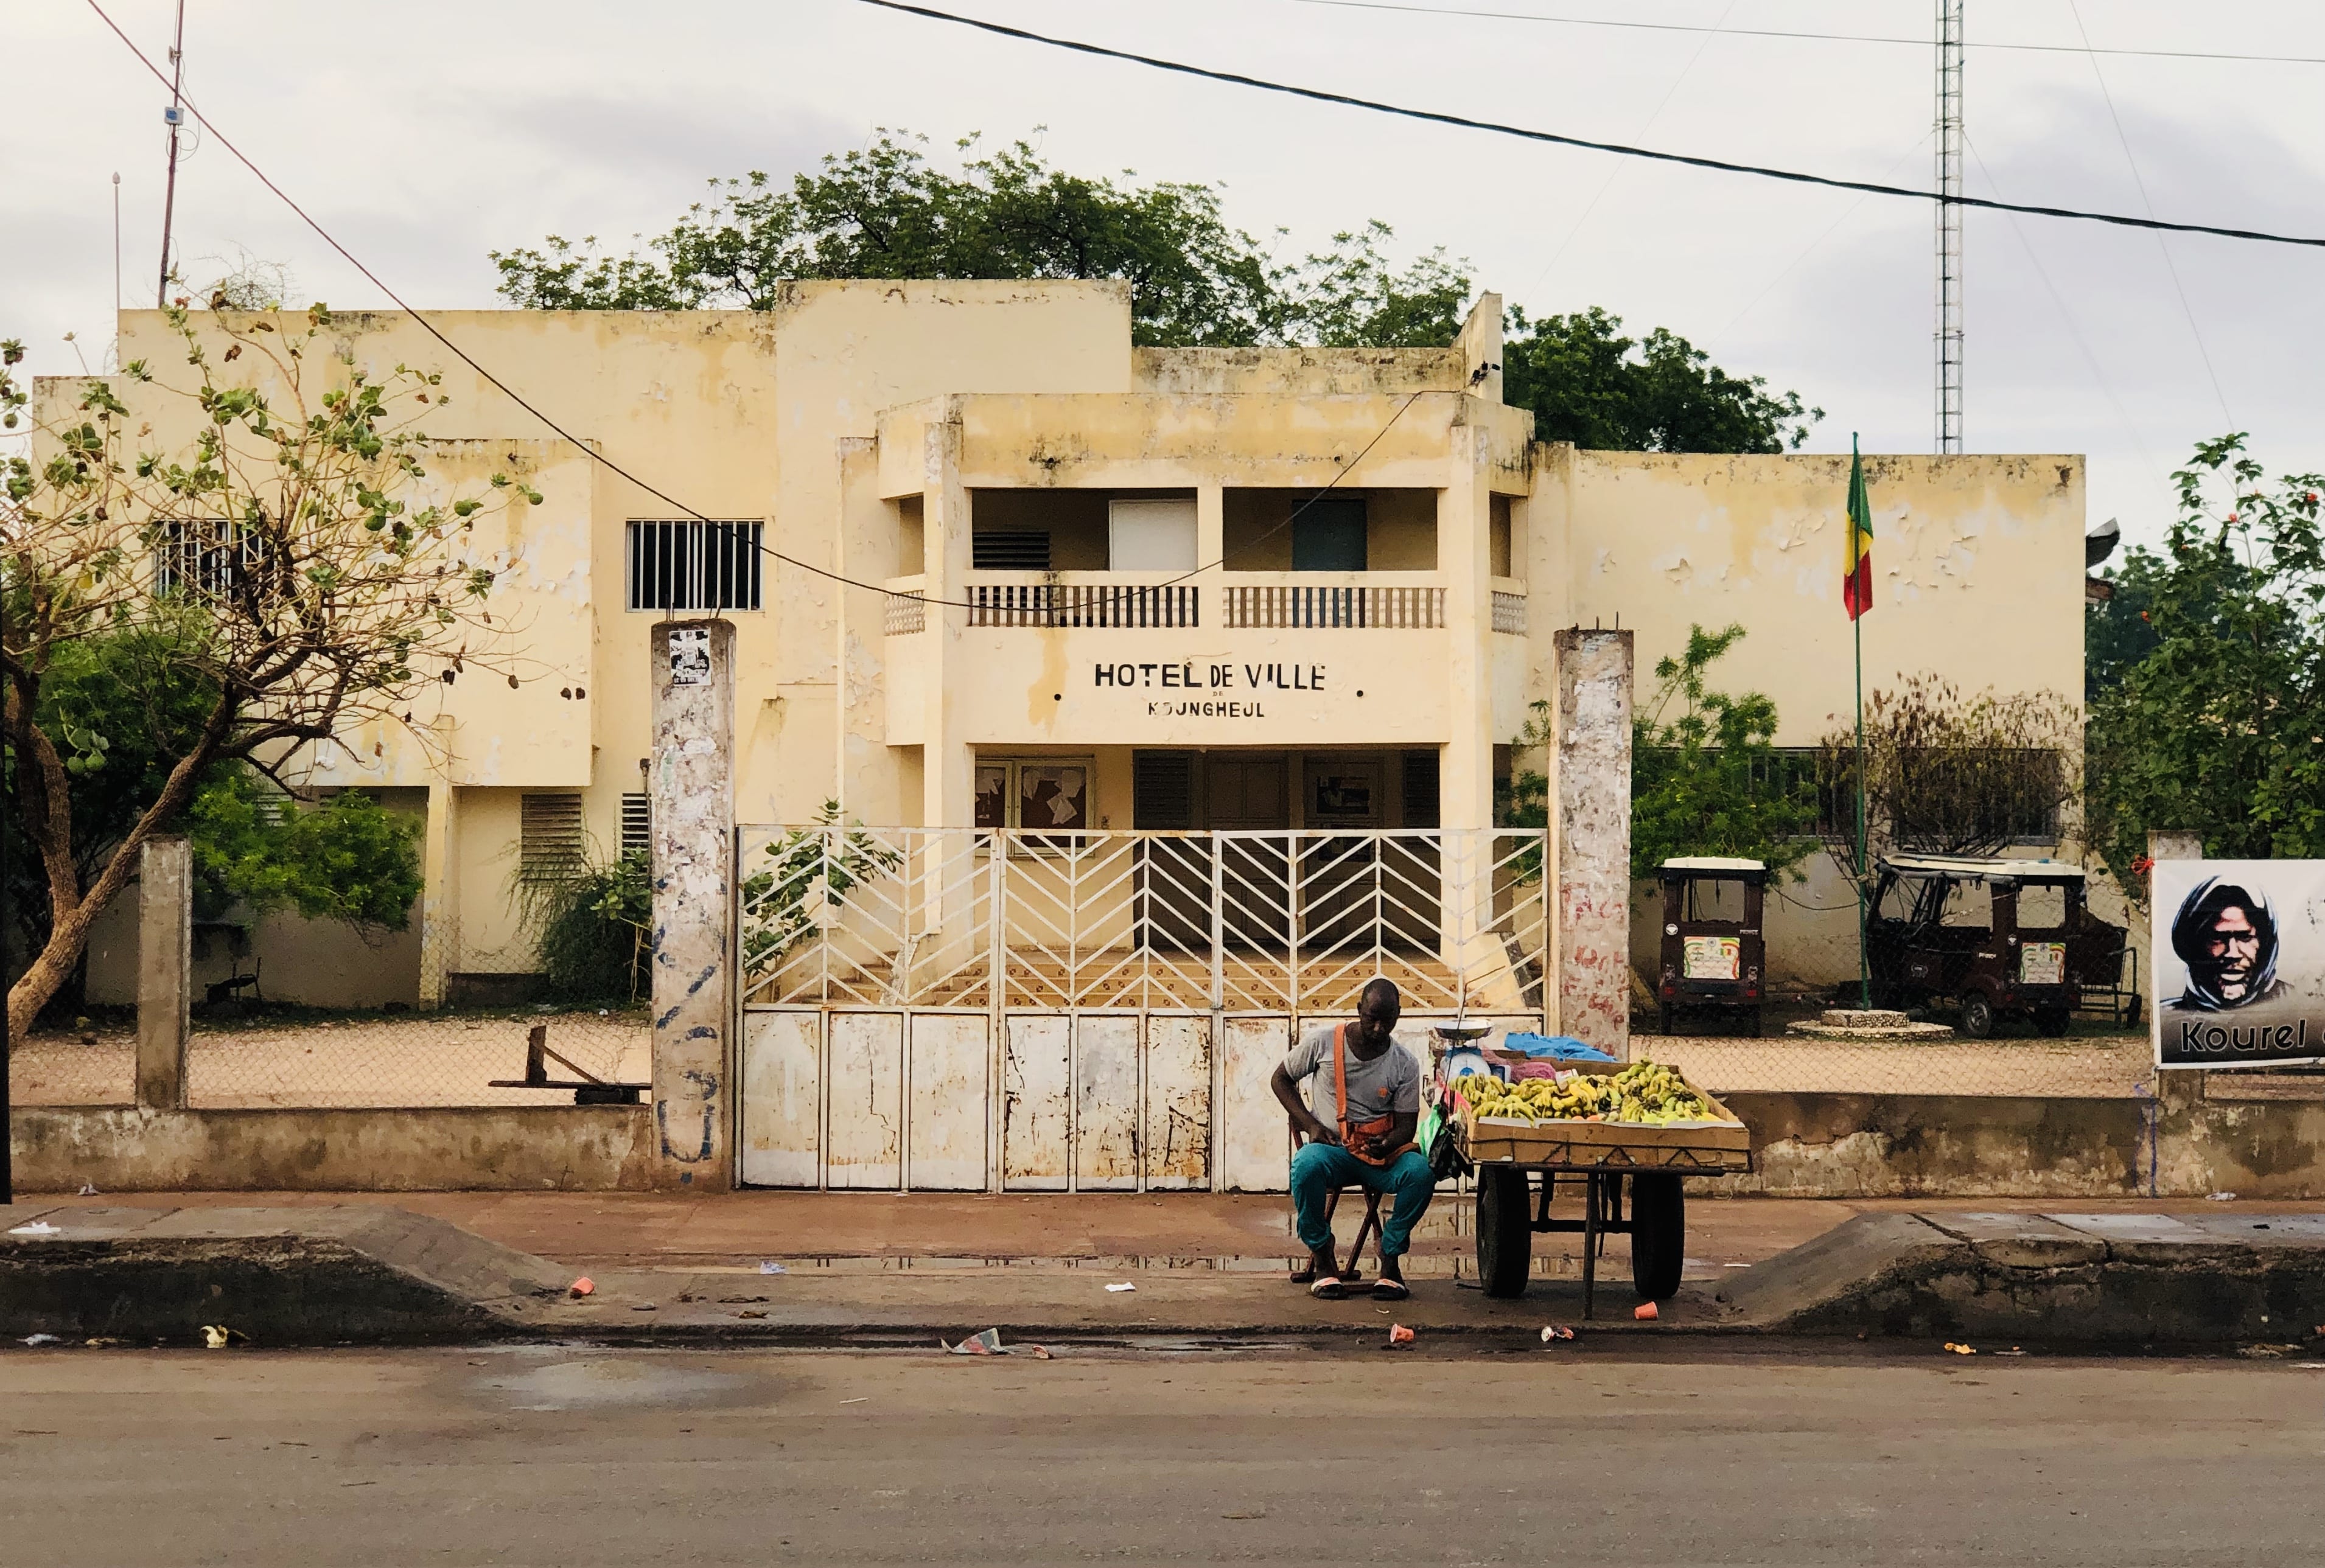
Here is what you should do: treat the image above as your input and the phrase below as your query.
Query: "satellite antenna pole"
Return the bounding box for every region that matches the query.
[156,0,187,307]
[1935,0,1964,454]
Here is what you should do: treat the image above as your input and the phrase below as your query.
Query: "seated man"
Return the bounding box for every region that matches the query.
[1270,977,1433,1300]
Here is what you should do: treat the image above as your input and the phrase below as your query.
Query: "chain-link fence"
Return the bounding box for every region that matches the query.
[10,1020,140,1107]
[9,1005,648,1110]
[176,1006,648,1109]
[1637,1011,2152,1100]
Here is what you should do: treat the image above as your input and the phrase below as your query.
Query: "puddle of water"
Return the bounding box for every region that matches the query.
[466,1357,757,1412]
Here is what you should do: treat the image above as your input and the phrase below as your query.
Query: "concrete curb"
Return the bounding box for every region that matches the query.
[1717,1211,2325,1342]
[10,1205,2325,1348]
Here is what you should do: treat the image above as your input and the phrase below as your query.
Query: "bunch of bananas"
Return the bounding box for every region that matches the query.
[1452,1059,1718,1126]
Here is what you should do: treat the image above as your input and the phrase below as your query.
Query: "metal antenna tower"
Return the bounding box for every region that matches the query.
[1935,0,1964,453]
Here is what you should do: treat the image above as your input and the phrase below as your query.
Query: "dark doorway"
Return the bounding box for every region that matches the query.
[1291,498,1368,571]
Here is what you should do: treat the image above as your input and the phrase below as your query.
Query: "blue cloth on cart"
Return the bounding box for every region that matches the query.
[1502,1033,1617,1062]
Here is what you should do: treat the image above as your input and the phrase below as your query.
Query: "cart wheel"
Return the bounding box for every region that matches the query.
[2033,1005,2071,1037]
[1658,1003,1674,1037]
[1959,992,1995,1039]
[1744,1006,1763,1039]
[1629,1173,1685,1301]
[1476,1166,1533,1298]
[2124,995,2144,1028]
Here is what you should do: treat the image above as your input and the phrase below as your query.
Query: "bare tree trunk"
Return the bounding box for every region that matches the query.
[5,694,234,1040]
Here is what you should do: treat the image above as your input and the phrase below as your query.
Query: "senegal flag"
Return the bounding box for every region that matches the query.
[1842,436,1874,620]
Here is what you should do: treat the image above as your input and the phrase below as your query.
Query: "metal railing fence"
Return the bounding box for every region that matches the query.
[738,826,1551,1017]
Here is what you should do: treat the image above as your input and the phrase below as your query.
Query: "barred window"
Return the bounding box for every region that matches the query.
[619,793,652,859]
[519,793,587,882]
[155,517,262,599]
[626,520,763,611]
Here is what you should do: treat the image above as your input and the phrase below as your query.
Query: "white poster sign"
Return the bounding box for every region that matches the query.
[2153,860,2325,1069]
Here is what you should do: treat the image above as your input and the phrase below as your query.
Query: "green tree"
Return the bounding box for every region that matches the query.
[2,621,421,1011]
[491,131,1279,348]
[186,768,422,930]
[2085,434,2325,885]
[1497,624,1816,880]
[492,130,1818,451]
[1502,306,1820,453]
[2,313,534,1036]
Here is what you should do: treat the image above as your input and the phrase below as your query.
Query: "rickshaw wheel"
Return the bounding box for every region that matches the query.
[1657,1003,1675,1036]
[2033,1006,2071,1037]
[1630,1173,1685,1301]
[1743,1006,1763,1039]
[1959,992,1996,1039]
[1477,1166,1533,1298]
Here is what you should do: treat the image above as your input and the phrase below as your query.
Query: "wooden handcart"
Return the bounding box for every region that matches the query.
[1450,1076,1752,1317]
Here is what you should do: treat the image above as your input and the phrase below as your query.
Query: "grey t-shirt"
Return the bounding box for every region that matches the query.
[1284,1023,1420,1131]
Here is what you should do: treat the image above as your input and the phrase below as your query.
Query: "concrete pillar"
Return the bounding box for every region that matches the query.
[920,403,974,831]
[2147,830,2203,863]
[417,759,459,1010]
[1553,629,1634,1058]
[135,836,192,1111]
[651,619,736,1189]
[1439,423,1497,834]
[1195,483,1225,576]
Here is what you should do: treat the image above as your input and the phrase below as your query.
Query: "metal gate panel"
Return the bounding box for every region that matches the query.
[1218,1014,1294,1192]
[907,1012,990,1191]
[1143,1014,1212,1189]
[825,1011,904,1190]
[1074,1013,1141,1191]
[1003,1012,1071,1190]
[738,1009,820,1188]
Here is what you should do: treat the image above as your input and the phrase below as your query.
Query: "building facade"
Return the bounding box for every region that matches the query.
[79,281,2086,1008]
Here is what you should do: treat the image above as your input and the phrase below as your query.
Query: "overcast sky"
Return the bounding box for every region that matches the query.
[7,0,2324,551]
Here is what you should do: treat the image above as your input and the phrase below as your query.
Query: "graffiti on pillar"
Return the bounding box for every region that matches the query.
[656,1067,721,1162]
[668,626,713,685]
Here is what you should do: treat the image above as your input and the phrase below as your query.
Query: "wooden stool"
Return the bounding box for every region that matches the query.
[1285,1117,1385,1285]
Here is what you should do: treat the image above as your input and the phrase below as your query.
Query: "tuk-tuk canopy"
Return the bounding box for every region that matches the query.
[1659,856,1767,879]
[1879,853,2085,884]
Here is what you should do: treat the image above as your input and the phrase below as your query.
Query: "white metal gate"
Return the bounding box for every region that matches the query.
[735,827,1549,1191]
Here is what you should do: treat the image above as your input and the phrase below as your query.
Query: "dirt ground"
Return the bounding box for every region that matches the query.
[9,1011,649,1109]
[9,1012,2146,1108]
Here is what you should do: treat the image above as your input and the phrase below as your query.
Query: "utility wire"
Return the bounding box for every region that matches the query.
[1962,130,2168,506]
[2065,0,2234,428]
[84,0,1427,618]
[1522,0,1739,301]
[851,0,2325,250]
[1293,0,2325,69]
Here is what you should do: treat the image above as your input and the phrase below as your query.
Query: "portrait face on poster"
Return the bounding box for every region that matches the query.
[2153,860,2325,1068]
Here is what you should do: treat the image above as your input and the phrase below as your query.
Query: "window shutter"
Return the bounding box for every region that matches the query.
[520,793,587,882]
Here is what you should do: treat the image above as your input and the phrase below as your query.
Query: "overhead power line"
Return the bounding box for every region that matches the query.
[79,0,1418,616]
[850,0,2325,251]
[1294,0,2325,69]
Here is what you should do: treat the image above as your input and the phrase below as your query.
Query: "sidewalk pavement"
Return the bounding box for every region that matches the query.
[21,1187,2325,1280]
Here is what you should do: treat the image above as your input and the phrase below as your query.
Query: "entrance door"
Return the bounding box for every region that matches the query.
[1209,754,1290,950]
[1301,756,1385,953]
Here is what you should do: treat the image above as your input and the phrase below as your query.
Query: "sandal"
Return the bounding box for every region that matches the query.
[1309,1277,1349,1300]
[1372,1278,1411,1302]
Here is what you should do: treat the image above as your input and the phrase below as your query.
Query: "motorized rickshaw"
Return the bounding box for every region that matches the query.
[1864,854,2125,1037]
[1652,857,1767,1037]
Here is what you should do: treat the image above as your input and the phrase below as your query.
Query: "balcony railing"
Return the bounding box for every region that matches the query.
[967,582,1201,629]
[1223,584,1444,629]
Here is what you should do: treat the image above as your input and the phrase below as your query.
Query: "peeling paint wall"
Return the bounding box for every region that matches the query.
[1554,630,1634,1054]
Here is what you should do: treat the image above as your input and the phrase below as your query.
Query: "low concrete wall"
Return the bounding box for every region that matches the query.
[8,1106,656,1192]
[12,1086,2325,1197]
[1715,1087,2325,1200]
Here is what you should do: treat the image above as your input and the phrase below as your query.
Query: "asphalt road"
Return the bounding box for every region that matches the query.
[2,1343,2318,1565]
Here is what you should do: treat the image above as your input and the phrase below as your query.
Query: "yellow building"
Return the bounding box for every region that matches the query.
[79,280,2085,1008]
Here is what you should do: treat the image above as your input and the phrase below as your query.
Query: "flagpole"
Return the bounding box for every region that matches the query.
[1853,434,1870,1009]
